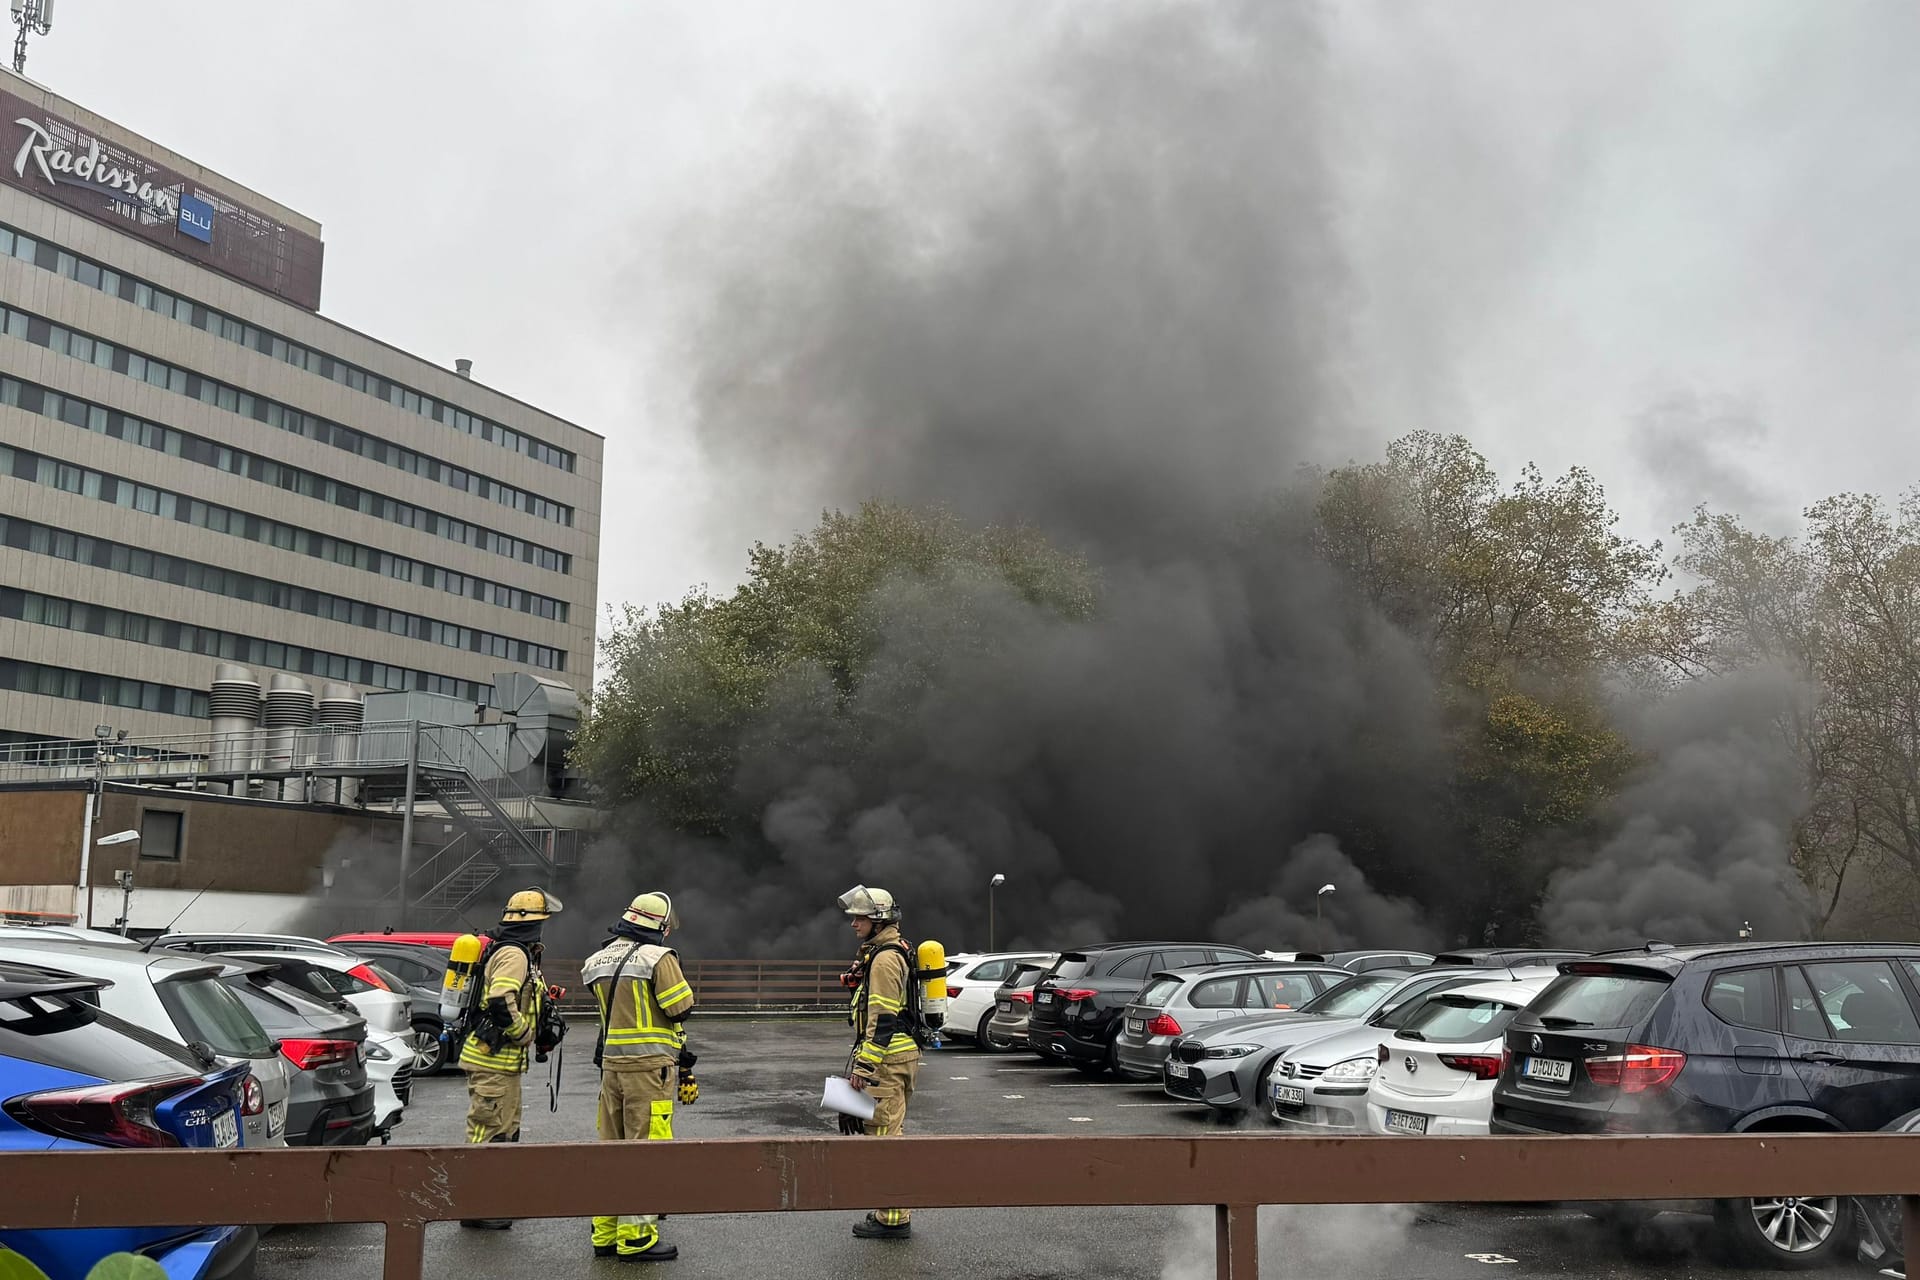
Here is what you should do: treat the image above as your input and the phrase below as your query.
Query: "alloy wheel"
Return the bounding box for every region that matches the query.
[1749,1196,1840,1254]
[407,1027,444,1073]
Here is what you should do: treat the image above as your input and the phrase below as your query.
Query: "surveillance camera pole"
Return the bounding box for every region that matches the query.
[11,0,54,76]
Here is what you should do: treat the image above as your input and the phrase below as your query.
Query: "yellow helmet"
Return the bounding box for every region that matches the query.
[837,884,900,922]
[502,887,562,922]
[623,891,677,932]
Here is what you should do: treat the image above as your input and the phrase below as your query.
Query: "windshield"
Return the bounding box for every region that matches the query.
[1522,972,1668,1029]
[1401,993,1525,1044]
[1050,956,1092,982]
[1003,964,1046,991]
[1137,977,1181,1008]
[157,974,274,1057]
[1299,974,1398,1017]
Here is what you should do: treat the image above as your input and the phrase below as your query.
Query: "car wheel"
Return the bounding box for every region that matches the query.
[977,1011,1006,1052]
[1716,1195,1849,1269]
[407,1020,447,1075]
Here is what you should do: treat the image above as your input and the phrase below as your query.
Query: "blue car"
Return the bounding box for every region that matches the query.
[0,962,258,1280]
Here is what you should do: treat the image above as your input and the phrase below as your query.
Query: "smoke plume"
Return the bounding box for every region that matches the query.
[1539,669,1814,948]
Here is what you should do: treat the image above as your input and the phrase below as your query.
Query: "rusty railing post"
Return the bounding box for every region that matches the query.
[383,1219,426,1280]
[1215,1203,1258,1280]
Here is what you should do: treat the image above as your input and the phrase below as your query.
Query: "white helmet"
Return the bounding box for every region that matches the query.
[837,884,900,922]
[623,891,677,932]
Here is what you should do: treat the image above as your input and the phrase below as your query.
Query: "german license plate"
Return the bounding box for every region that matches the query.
[213,1110,240,1148]
[997,1001,1013,1014]
[1385,1109,1428,1136]
[1272,1083,1306,1107]
[1166,1060,1189,1078]
[1127,1018,1145,1035]
[1036,992,1053,1005]
[268,1100,287,1138]
[1523,1056,1572,1084]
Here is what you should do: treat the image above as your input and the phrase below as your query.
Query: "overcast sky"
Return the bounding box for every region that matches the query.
[28,1,1920,631]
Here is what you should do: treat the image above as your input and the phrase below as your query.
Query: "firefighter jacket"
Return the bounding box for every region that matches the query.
[850,925,920,1079]
[584,937,695,1066]
[459,941,543,1074]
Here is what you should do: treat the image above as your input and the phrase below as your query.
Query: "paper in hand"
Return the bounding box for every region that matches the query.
[822,1075,876,1120]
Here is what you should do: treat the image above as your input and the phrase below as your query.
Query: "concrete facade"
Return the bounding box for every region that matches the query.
[0,69,602,745]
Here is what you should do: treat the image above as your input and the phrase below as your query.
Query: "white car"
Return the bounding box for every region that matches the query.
[1365,974,1553,1137]
[941,952,1055,1047]
[0,937,291,1147]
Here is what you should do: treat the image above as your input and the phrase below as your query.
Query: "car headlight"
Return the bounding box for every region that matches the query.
[1318,1056,1377,1082]
[1204,1044,1260,1059]
[366,1041,393,1062]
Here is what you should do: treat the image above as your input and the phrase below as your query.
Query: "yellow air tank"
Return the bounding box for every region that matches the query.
[917,939,948,1030]
[440,932,485,1023]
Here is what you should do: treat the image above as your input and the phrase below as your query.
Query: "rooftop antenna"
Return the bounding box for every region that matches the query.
[10,0,55,76]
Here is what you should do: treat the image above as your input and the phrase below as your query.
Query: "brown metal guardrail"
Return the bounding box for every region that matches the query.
[545,959,847,1013]
[1,1134,1917,1280]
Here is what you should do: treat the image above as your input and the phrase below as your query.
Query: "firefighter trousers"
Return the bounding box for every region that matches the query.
[591,1060,676,1254]
[862,1056,920,1226]
[464,1068,523,1144]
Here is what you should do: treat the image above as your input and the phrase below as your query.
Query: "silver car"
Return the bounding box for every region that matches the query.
[1161,967,1485,1114]
[0,938,292,1147]
[1113,962,1349,1079]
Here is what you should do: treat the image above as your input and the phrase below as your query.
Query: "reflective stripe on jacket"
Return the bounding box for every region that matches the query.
[852,927,919,1072]
[460,943,541,1074]
[585,940,696,1063]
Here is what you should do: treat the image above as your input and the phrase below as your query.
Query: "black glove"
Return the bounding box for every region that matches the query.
[678,1047,698,1071]
[838,1112,864,1136]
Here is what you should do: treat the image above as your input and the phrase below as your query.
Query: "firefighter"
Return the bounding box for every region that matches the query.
[458,886,560,1231]
[583,891,696,1262]
[838,884,921,1240]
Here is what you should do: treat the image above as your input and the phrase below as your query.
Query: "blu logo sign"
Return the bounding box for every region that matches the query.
[177,191,214,244]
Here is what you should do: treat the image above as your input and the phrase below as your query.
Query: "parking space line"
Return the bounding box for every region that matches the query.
[1047,1081,1140,1087]
[994,1068,1067,1073]
[1115,1102,1189,1108]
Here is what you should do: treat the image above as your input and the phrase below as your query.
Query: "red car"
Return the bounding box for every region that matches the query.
[327,931,469,949]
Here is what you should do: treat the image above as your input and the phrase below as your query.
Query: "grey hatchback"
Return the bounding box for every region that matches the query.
[1113,962,1350,1079]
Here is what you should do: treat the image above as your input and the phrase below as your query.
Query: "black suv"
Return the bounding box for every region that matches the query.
[1492,941,1920,1267]
[1028,942,1258,1075]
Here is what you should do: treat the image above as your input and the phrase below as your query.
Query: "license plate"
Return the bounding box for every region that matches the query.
[1523,1056,1573,1084]
[1385,1109,1428,1136]
[268,1100,287,1138]
[1272,1083,1306,1107]
[1036,993,1054,1005]
[1127,1018,1145,1035]
[213,1110,240,1148]
[997,1001,1013,1014]
[1167,1060,1189,1078]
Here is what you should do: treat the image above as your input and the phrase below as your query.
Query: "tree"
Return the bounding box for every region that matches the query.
[574,503,1099,833]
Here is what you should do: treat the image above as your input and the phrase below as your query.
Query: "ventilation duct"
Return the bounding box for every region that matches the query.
[260,674,315,801]
[314,683,365,805]
[206,664,262,796]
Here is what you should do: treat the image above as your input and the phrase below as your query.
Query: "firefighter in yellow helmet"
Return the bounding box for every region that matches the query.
[838,884,921,1240]
[458,886,560,1231]
[583,891,696,1262]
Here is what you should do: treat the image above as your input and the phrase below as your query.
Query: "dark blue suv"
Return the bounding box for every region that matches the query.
[1492,941,1920,1268]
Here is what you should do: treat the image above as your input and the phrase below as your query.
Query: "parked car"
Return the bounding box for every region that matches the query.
[1028,942,1260,1074]
[209,949,411,1138]
[215,963,376,1147]
[1274,971,1559,1128]
[984,962,1053,1052]
[0,961,257,1280]
[327,930,468,949]
[1113,962,1351,1079]
[0,924,143,948]
[161,931,339,955]
[939,952,1054,1047]
[1322,950,1435,973]
[1364,974,1553,1136]
[1432,948,1589,968]
[0,938,290,1150]
[328,938,459,1073]
[1492,941,1920,1268]
[1168,966,1492,1114]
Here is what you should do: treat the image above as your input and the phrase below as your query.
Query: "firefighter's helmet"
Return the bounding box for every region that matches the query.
[502,887,562,922]
[623,891,677,932]
[837,884,900,922]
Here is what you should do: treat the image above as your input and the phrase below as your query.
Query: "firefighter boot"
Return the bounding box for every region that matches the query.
[852,1212,912,1240]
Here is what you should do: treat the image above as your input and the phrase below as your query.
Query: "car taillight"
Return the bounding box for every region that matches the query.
[1146,1014,1182,1037]
[1586,1045,1686,1093]
[1377,1044,1390,1063]
[347,963,390,991]
[1439,1054,1504,1081]
[1500,1047,1512,1077]
[945,984,963,998]
[1057,989,1098,1003]
[4,1078,196,1148]
[280,1038,356,1071]
[241,1075,264,1116]
[1009,991,1033,1005]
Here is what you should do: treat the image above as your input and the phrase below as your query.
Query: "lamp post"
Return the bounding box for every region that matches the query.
[989,874,1005,951]
[94,830,140,935]
[76,723,115,926]
[1316,883,1337,926]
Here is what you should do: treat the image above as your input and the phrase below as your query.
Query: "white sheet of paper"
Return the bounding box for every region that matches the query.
[822,1075,876,1120]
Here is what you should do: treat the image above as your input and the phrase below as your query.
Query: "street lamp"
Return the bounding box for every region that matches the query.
[76,726,117,927]
[989,874,1006,951]
[95,831,140,936]
[1316,883,1336,925]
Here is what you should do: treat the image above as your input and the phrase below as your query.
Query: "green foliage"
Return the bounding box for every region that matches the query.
[85,1257,168,1280]
[576,502,1099,831]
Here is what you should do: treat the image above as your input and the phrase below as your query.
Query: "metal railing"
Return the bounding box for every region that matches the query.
[0,1134,1915,1280]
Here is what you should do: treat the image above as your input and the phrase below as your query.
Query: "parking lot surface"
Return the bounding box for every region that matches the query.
[258,1020,1866,1280]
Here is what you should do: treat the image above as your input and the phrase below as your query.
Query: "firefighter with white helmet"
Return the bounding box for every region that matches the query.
[838,884,921,1239]
[582,891,697,1262]
[458,886,561,1230]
